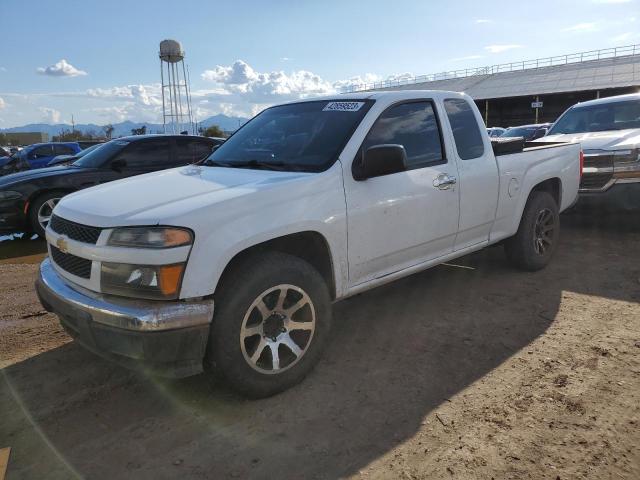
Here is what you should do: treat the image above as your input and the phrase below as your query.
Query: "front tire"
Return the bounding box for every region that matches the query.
[28,191,65,238]
[206,251,332,398]
[505,191,560,271]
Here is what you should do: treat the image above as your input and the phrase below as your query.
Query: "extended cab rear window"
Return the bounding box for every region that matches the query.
[444,98,485,160]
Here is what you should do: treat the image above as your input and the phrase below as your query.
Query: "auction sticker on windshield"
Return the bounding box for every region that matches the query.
[323,101,365,112]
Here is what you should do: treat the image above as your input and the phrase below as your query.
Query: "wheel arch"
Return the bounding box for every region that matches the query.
[26,188,74,233]
[530,177,562,208]
[215,231,338,300]
[26,188,74,212]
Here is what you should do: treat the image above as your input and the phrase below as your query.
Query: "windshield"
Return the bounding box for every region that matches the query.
[204,99,374,172]
[74,140,129,168]
[549,99,640,135]
[75,143,102,158]
[501,126,540,140]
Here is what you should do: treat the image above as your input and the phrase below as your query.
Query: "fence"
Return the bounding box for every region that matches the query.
[343,44,640,93]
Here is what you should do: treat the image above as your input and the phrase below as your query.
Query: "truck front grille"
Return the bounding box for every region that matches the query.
[583,153,614,170]
[50,245,92,279]
[580,152,615,191]
[50,215,102,244]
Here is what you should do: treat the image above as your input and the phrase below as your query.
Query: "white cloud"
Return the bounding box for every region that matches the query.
[333,73,382,91]
[37,59,87,77]
[200,60,337,106]
[475,19,492,24]
[88,84,162,106]
[0,61,412,125]
[562,22,599,33]
[0,97,5,109]
[484,44,523,53]
[592,0,631,3]
[40,107,61,123]
[0,67,6,72]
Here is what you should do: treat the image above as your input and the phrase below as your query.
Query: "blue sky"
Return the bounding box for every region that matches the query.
[0,0,637,127]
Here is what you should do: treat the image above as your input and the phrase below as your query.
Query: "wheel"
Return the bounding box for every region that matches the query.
[28,191,65,238]
[504,191,560,271]
[207,251,332,398]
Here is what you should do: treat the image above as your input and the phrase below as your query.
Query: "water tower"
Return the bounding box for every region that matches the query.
[159,39,194,134]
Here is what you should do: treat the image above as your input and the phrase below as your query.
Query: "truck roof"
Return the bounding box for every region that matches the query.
[295,89,470,103]
[573,92,640,108]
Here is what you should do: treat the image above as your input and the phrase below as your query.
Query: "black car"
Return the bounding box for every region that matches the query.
[0,134,221,237]
[500,123,552,141]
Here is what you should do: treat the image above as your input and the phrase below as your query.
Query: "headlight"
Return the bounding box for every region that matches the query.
[101,262,186,300]
[103,227,193,299]
[0,191,22,201]
[108,227,193,248]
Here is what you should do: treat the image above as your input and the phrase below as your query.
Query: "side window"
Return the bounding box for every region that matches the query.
[30,145,53,158]
[444,98,485,160]
[361,101,444,170]
[54,144,76,155]
[121,139,170,168]
[175,138,214,164]
[194,140,217,159]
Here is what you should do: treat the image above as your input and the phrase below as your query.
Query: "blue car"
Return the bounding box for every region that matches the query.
[10,142,82,170]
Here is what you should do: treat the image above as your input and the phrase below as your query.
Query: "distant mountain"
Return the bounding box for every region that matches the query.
[0,114,249,138]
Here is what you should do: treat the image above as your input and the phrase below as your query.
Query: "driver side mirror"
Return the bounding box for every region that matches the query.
[111,158,127,172]
[354,144,407,181]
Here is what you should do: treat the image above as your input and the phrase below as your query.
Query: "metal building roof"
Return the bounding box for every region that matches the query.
[353,45,640,100]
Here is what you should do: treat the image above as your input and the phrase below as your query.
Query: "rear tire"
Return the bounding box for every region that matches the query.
[206,251,332,398]
[504,191,559,271]
[28,191,66,238]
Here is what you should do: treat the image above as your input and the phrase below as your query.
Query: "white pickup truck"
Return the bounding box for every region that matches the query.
[36,91,581,397]
[535,93,640,210]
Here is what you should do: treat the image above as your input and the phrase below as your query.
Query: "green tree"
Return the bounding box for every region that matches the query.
[0,133,7,146]
[52,128,102,142]
[200,125,226,138]
[131,125,147,136]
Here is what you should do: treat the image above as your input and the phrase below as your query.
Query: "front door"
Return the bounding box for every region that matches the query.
[343,100,461,287]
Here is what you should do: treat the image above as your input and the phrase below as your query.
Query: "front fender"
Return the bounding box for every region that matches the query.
[178,164,348,300]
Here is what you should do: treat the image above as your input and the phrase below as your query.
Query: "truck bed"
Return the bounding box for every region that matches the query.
[491,137,569,156]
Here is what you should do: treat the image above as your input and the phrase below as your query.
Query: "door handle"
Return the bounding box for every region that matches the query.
[433,174,457,190]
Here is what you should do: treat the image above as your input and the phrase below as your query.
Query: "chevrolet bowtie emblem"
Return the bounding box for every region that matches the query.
[56,236,69,254]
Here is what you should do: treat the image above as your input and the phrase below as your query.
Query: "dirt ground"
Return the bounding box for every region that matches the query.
[0,212,639,479]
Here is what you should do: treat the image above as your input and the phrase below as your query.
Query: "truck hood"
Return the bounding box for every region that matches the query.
[55,165,313,227]
[539,129,640,151]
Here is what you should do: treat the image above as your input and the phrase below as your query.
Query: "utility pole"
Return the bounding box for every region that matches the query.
[71,114,75,132]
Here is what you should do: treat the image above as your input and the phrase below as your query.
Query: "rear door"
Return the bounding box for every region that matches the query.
[442,98,499,250]
[54,144,78,156]
[344,100,460,286]
[114,138,173,175]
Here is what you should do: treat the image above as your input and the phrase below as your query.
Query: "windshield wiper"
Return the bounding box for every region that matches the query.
[203,159,235,167]
[204,158,295,171]
[231,159,290,171]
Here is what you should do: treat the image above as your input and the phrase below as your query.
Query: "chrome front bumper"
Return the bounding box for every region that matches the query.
[36,258,215,377]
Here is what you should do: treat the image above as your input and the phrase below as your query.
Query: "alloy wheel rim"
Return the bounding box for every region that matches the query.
[37,198,60,231]
[533,208,554,255]
[240,284,316,375]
